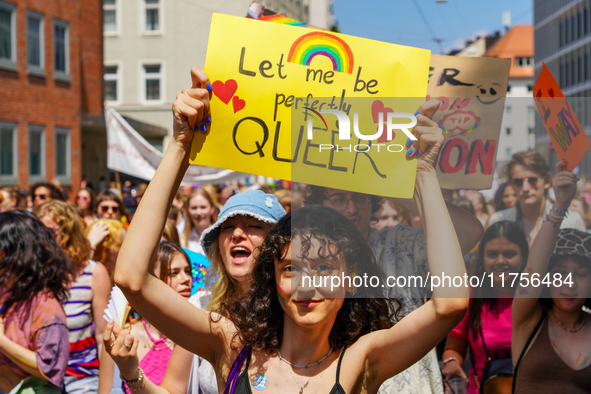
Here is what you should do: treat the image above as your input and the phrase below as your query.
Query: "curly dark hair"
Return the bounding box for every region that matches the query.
[0,210,71,315]
[222,206,401,353]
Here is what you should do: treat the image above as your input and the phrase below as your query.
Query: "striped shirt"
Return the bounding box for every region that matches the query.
[63,260,99,377]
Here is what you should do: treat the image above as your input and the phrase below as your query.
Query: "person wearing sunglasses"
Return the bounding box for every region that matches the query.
[76,188,98,227]
[30,182,65,208]
[95,191,129,222]
[302,184,483,393]
[489,151,585,246]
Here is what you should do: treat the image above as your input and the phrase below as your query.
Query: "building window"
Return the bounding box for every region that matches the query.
[578,10,583,39]
[585,8,589,35]
[104,65,119,102]
[27,11,44,75]
[506,127,511,136]
[506,148,511,157]
[104,0,117,34]
[29,125,45,179]
[585,53,589,81]
[560,20,564,47]
[572,14,576,42]
[579,55,583,83]
[55,127,70,179]
[516,57,533,67]
[53,20,69,81]
[0,1,16,70]
[528,127,534,135]
[528,106,535,114]
[505,106,511,114]
[0,121,17,183]
[143,64,162,102]
[145,0,160,32]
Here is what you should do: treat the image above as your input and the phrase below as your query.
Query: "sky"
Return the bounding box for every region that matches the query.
[332,0,533,54]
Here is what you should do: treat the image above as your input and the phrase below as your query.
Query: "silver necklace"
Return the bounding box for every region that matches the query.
[277,347,334,368]
[288,365,318,394]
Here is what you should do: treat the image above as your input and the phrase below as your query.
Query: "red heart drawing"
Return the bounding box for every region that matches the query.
[232,96,245,113]
[212,79,237,105]
[548,88,555,97]
[371,100,395,142]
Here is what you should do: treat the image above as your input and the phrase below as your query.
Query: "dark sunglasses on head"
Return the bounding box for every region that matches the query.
[512,177,541,187]
[100,205,120,213]
[34,194,48,200]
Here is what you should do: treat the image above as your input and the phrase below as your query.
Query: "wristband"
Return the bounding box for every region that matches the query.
[443,356,460,365]
[120,367,144,386]
[551,206,568,216]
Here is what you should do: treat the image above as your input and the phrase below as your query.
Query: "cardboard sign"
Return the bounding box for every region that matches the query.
[427,55,511,190]
[533,63,590,171]
[194,13,430,198]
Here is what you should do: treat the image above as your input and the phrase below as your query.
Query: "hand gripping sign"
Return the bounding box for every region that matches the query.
[193,13,429,198]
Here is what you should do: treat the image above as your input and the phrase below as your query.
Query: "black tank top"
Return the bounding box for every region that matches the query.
[230,346,348,394]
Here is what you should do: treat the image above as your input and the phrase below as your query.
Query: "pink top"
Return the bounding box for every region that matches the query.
[124,319,172,394]
[0,286,70,388]
[449,297,513,394]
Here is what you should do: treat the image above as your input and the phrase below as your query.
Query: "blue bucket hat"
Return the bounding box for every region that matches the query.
[200,190,286,254]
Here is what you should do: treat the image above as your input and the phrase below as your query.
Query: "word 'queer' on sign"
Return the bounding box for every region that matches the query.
[193,13,430,198]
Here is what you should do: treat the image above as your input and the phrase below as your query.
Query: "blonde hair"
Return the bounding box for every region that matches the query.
[182,188,218,248]
[163,219,180,245]
[84,219,125,266]
[34,200,91,268]
[205,237,240,312]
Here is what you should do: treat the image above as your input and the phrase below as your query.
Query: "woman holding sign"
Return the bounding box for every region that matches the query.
[511,161,591,393]
[107,67,469,394]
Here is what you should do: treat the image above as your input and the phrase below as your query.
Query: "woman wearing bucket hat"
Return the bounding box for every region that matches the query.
[512,161,591,393]
[103,190,285,394]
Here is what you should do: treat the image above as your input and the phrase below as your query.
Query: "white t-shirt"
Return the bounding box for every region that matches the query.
[187,292,217,394]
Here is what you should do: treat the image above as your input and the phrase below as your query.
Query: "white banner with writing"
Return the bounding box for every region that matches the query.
[105,108,246,184]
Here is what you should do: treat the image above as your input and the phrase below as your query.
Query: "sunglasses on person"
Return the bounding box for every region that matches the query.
[512,177,541,187]
[34,194,48,200]
[100,205,120,213]
[76,196,89,202]
[326,193,371,212]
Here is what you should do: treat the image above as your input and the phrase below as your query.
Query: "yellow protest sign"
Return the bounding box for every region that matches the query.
[194,13,430,198]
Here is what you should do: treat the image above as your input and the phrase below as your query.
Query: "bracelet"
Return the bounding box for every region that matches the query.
[551,206,568,216]
[443,356,460,365]
[546,212,564,228]
[129,379,146,392]
[120,367,144,386]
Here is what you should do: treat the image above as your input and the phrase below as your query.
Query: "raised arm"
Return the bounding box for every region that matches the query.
[112,67,230,363]
[366,99,469,390]
[91,262,111,355]
[511,161,576,362]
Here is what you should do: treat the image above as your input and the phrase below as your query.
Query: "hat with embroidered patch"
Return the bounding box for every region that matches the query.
[201,190,286,254]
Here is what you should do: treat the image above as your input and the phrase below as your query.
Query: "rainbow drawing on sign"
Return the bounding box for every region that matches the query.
[288,31,354,74]
[260,14,307,26]
[304,107,328,130]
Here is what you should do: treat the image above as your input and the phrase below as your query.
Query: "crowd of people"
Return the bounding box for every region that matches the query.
[0,67,590,394]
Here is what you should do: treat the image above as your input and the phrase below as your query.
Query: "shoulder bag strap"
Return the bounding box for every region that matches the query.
[511,311,545,394]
